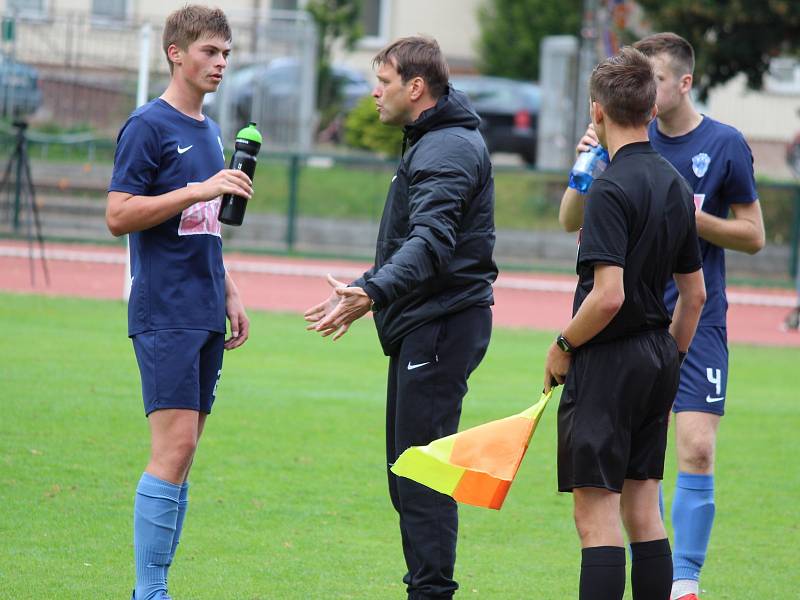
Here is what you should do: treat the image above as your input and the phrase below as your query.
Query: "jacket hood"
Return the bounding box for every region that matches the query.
[403,85,480,147]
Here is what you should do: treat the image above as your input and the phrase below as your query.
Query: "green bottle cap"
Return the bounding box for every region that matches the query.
[236,121,262,144]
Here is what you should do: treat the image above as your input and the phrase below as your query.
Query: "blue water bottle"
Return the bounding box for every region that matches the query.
[568,144,610,194]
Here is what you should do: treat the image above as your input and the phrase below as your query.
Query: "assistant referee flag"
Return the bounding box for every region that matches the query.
[390,390,553,510]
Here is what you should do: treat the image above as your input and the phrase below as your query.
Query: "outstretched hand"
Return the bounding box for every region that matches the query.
[304,274,372,341]
[304,274,345,326]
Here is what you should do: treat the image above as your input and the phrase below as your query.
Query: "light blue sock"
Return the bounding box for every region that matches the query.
[672,472,715,582]
[169,482,190,565]
[134,472,181,600]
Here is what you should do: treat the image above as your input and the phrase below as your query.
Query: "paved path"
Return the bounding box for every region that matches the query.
[1,240,798,347]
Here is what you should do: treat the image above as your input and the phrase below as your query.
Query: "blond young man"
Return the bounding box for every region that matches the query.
[106,6,251,599]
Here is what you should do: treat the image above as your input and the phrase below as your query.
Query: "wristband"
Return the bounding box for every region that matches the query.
[556,333,575,354]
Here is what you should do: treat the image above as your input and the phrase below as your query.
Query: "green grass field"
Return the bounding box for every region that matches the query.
[1,293,797,599]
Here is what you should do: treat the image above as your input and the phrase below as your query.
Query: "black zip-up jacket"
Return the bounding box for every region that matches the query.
[353,86,498,356]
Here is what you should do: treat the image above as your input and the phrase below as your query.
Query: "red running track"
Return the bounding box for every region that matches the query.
[1,240,798,348]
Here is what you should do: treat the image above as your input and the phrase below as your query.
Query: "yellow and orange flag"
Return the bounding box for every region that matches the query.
[390,390,553,510]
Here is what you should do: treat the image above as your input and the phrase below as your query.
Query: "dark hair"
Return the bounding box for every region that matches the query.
[589,46,656,127]
[163,5,231,72]
[633,32,695,76]
[373,36,450,99]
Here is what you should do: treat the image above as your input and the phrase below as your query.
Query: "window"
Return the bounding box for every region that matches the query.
[766,57,800,95]
[272,0,299,10]
[92,0,128,22]
[360,0,390,46]
[7,0,45,18]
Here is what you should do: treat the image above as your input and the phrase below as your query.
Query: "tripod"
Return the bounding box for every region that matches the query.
[0,120,49,285]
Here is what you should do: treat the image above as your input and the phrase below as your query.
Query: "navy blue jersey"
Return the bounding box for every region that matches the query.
[110,98,227,336]
[649,116,758,327]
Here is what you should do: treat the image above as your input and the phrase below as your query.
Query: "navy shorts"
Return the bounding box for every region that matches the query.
[673,326,728,416]
[131,329,224,416]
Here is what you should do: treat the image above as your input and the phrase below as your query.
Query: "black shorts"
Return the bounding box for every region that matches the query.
[557,329,680,493]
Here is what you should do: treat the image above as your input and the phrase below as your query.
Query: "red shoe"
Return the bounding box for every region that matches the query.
[676,595,700,600]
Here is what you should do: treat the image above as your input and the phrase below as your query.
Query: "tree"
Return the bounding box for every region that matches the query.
[637,0,800,99]
[305,0,364,128]
[477,0,583,81]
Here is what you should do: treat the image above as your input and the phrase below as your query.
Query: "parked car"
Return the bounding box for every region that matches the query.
[204,57,370,144]
[450,75,541,165]
[0,53,42,119]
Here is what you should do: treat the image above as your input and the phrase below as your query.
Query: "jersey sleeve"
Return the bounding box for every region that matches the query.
[578,178,629,269]
[674,203,703,274]
[109,116,160,196]
[721,131,758,205]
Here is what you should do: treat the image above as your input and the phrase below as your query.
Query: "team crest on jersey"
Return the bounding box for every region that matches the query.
[691,152,711,177]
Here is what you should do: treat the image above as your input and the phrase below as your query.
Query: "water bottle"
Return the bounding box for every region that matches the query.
[568,144,610,194]
[219,122,262,226]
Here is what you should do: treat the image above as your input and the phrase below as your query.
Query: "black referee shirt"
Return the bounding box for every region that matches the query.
[574,140,702,346]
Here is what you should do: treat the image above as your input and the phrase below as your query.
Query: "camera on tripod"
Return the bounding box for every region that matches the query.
[0,117,49,284]
[0,49,43,121]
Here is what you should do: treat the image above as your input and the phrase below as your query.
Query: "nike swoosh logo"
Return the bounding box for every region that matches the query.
[706,395,725,403]
[391,175,397,182]
[177,144,193,154]
[407,361,430,370]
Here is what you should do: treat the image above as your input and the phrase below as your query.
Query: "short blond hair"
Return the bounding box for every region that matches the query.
[162,5,231,72]
[634,32,695,77]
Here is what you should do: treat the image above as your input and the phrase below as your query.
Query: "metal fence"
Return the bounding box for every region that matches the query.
[1,9,317,150]
[0,129,797,283]
[208,10,317,152]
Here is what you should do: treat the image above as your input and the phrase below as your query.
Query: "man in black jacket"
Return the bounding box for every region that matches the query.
[305,36,497,600]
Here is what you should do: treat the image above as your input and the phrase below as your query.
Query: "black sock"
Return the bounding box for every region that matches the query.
[579,546,626,600]
[630,538,672,600]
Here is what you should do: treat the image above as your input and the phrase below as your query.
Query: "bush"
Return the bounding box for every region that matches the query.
[344,95,404,158]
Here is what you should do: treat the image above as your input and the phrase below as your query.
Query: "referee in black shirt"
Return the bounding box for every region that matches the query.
[543,47,707,600]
